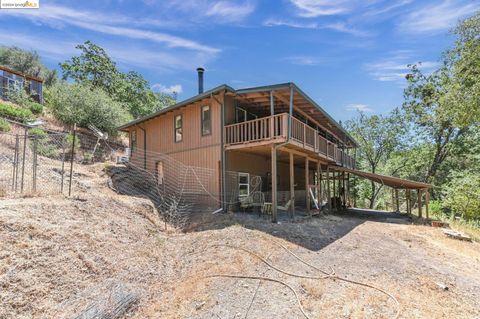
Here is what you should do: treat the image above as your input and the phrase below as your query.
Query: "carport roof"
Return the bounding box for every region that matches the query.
[330,166,432,190]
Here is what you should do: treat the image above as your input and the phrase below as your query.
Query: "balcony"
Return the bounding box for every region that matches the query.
[224,113,355,168]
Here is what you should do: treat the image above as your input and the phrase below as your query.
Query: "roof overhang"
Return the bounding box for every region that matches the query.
[235,83,357,148]
[117,84,235,131]
[330,166,432,190]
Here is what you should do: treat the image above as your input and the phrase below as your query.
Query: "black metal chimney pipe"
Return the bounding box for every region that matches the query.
[197,67,204,94]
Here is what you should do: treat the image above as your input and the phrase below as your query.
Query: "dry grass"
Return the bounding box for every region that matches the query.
[1,167,480,319]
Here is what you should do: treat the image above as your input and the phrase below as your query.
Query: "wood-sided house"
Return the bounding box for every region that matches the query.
[118,69,431,222]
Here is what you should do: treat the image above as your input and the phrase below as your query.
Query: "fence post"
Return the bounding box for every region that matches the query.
[32,137,38,193]
[12,134,19,191]
[20,128,28,193]
[61,136,66,194]
[68,124,76,196]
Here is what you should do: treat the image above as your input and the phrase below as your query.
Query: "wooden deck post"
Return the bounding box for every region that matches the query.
[425,190,430,220]
[406,189,411,214]
[289,152,295,218]
[332,171,337,211]
[317,162,321,210]
[395,188,400,213]
[327,166,331,212]
[305,157,310,216]
[417,189,422,218]
[271,145,277,223]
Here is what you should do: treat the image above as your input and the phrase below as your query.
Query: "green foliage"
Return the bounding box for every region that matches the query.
[60,41,175,119]
[345,109,406,209]
[0,118,11,132]
[64,132,80,152]
[442,174,480,221]
[3,89,43,114]
[443,12,480,127]
[28,101,43,114]
[45,82,132,135]
[0,102,34,122]
[28,128,57,157]
[0,46,57,86]
[28,127,47,138]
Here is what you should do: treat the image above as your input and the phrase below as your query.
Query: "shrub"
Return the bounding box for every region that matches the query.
[28,127,48,138]
[442,174,480,221]
[0,103,34,122]
[28,101,43,114]
[45,82,132,136]
[0,118,11,132]
[28,128,57,157]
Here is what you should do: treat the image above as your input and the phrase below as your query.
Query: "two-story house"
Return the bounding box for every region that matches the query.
[118,68,431,222]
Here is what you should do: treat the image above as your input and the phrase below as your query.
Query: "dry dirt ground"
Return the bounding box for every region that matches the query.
[1,165,479,319]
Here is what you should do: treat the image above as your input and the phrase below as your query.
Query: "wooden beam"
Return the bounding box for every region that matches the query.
[425,190,430,220]
[289,152,295,218]
[332,171,337,211]
[327,166,331,212]
[305,157,310,215]
[271,145,277,223]
[317,162,321,210]
[406,190,411,214]
[417,189,422,218]
[395,189,400,213]
[272,91,344,143]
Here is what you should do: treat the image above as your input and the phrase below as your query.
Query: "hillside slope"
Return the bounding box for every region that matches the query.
[1,165,479,319]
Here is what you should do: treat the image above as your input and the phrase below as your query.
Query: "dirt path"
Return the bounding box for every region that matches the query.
[1,169,479,319]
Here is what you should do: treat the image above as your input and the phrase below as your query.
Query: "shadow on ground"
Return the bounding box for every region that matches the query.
[187,207,414,251]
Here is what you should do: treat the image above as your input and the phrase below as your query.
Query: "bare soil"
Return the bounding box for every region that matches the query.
[1,165,479,319]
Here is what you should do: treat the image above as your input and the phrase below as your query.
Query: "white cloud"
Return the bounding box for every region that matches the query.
[206,1,255,22]
[2,4,219,54]
[289,0,356,17]
[263,18,370,36]
[152,84,183,95]
[365,51,439,83]
[283,55,323,65]
[346,104,373,112]
[399,0,479,33]
[0,32,214,73]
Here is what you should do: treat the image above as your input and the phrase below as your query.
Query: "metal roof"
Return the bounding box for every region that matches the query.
[117,84,235,130]
[330,166,432,189]
[117,82,358,147]
[0,65,44,83]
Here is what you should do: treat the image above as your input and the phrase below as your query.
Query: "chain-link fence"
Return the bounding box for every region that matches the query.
[0,123,125,198]
[0,130,71,196]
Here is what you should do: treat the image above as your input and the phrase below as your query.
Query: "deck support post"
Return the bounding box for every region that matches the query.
[305,157,310,216]
[332,171,338,211]
[425,190,430,220]
[395,189,400,213]
[317,162,321,211]
[271,145,277,223]
[327,166,331,212]
[289,152,295,218]
[288,84,293,140]
[406,190,411,214]
[417,189,423,218]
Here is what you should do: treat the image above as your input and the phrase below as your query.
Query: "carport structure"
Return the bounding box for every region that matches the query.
[328,166,432,219]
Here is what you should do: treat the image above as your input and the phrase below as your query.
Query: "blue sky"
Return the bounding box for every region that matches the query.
[1,0,478,121]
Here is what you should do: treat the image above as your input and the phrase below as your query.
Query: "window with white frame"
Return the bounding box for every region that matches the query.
[174,114,183,142]
[238,172,250,198]
[201,105,211,136]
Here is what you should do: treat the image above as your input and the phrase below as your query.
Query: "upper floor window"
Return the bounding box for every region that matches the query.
[175,114,183,142]
[130,130,137,151]
[201,105,211,136]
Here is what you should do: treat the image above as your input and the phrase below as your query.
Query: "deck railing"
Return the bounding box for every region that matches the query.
[225,113,287,145]
[225,113,355,168]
